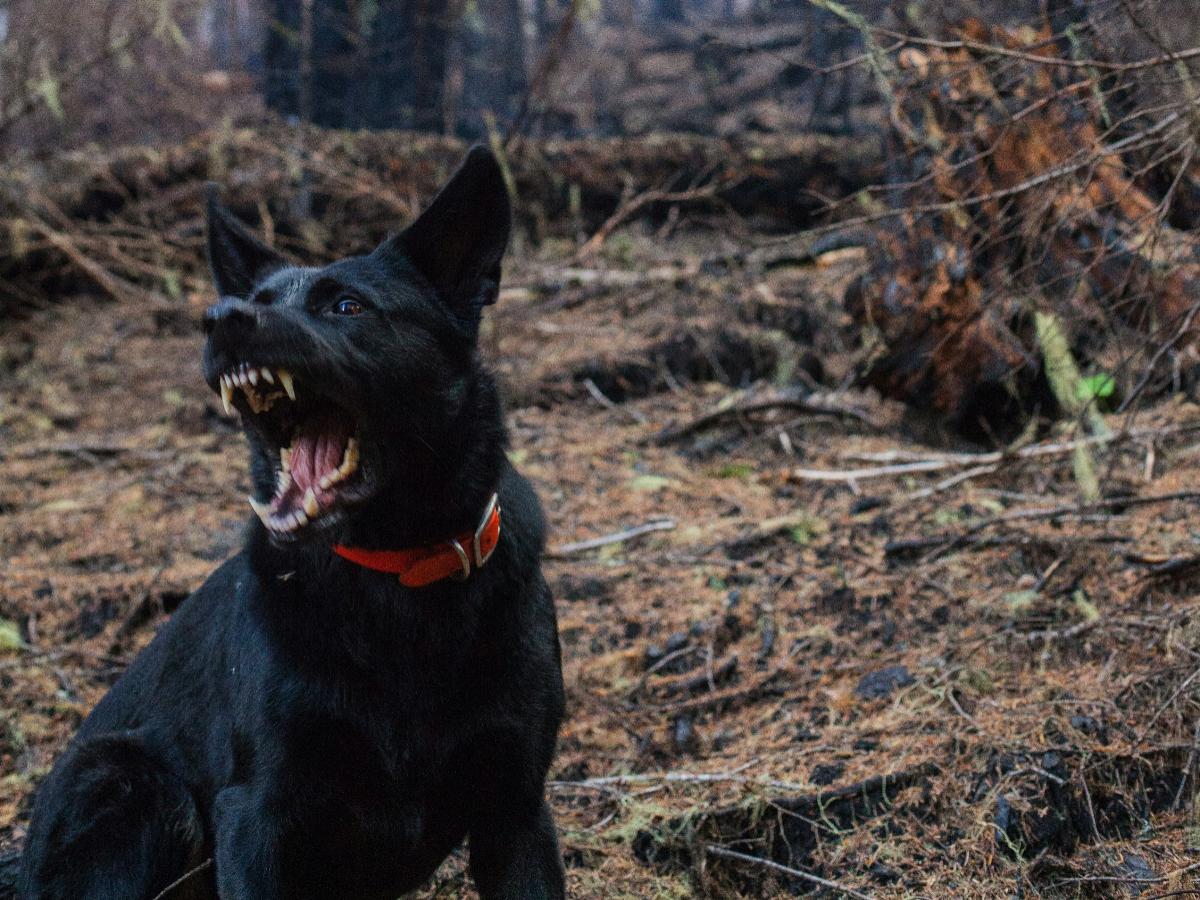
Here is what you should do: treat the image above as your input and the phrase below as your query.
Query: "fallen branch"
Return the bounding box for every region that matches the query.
[659,655,738,697]
[1132,554,1200,582]
[796,457,965,482]
[793,424,1200,484]
[0,440,173,462]
[37,226,145,303]
[885,532,1131,560]
[907,463,999,499]
[704,845,877,900]
[550,767,807,795]
[582,377,647,424]
[1136,662,1200,745]
[876,27,1200,73]
[655,388,879,445]
[644,668,787,715]
[573,184,723,263]
[911,491,1200,563]
[1119,299,1200,413]
[547,518,675,557]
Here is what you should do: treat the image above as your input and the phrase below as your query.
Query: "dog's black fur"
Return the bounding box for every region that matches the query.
[17,147,566,900]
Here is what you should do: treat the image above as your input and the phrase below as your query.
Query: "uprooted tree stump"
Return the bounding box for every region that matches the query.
[842,14,1200,437]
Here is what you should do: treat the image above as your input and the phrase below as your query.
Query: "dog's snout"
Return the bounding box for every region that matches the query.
[203,298,258,337]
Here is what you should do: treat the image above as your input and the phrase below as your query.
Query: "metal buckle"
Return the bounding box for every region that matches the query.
[473,493,500,568]
[448,539,471,580]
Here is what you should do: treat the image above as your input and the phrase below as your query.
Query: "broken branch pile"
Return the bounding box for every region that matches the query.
[0,127,881,316]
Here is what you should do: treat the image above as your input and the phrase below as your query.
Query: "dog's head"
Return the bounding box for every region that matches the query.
[201,146,510,543]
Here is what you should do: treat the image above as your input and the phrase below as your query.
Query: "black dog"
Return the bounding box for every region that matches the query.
[18,147,566,900]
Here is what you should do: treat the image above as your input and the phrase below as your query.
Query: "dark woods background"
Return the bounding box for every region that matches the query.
[4,1,1195,183]
[1,0,889,152]
[0,0,1056,154]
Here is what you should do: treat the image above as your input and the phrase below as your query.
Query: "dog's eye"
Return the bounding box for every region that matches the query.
[333,297,364,316]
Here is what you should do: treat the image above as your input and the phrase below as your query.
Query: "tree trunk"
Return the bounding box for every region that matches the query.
[462,0,527,134]
[264,0,357,128]
[367,0,462,131]
[209,0,238,68]
[652,0,687,23]
[309,0,355,127]
[264,0,301,118]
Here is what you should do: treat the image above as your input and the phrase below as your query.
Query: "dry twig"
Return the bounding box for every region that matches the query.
[654,387,879,445]
[704,844,876,900]
[547,519,676,557]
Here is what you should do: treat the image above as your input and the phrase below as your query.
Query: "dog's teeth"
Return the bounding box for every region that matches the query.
[278,370,296,401]
[303,488,319,518]
[280,446,291,473]
[338,438,359,478]
[248,368,259,386]
[220,381,235,415]
[261,367,274,384]
[276,468,291,495]
[247,496,272,527]
[318,473,333,491]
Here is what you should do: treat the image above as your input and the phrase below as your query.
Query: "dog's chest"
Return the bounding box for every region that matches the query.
[238,699,479,890]
[256,662,491,815]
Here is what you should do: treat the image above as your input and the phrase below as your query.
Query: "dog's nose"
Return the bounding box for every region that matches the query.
[203,298,258,337]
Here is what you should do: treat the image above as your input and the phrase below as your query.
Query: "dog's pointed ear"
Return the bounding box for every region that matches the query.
[205,184,286,298]
[377,145,511,321]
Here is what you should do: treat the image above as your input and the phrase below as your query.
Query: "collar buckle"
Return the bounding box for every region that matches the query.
[447,539,472,581]
[472,493,500,568]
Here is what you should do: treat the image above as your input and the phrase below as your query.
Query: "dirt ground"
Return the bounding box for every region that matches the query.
[3,230,1200,898]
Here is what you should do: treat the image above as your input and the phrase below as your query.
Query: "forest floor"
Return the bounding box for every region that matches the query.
[3,229,1200,898]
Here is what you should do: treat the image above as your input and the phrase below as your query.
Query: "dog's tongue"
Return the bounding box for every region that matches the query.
[273,413,353,513]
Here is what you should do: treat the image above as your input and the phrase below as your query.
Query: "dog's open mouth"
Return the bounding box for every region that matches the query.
[218,363,362,536]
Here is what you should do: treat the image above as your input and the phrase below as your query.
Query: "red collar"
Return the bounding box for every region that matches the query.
[332,494,501,588]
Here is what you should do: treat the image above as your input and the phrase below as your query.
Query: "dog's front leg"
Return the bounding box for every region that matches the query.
[468,798,565,900]
[212,785,288,899]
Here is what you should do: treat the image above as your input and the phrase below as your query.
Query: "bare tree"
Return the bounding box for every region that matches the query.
[364,0,464,130]
[459,0,527,133]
